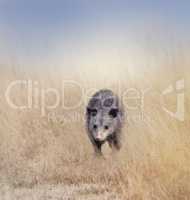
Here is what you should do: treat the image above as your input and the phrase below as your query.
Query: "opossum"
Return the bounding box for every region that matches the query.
[86,89,124,155]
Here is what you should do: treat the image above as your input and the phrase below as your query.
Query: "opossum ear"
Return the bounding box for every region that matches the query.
[109,108,119,118]
[87,108,97,116]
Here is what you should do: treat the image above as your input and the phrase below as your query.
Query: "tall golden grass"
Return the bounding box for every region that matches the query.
[0,60,189,199]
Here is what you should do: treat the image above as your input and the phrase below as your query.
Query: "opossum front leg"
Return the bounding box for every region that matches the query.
[113,138,121,150]
[108,134,121,151]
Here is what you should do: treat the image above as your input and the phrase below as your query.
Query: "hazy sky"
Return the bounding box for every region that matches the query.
[0,0,189,69]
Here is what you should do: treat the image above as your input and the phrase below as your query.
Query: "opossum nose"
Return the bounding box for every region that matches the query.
[96,133,102,140]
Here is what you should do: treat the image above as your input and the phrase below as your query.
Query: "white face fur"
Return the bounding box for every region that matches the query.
[89,109,119,142]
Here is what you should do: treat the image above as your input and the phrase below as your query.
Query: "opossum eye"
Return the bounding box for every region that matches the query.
[87,108,97,116]
[104,125,109,130]
[91,109,97,116]
[109,108,118,118]
[93,124,97,130]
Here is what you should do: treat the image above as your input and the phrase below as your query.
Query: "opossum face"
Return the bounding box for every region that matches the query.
[88,108,119,142]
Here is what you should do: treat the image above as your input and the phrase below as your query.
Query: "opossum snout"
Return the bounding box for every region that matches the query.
[95,132,102,141]
[94,129,110,141]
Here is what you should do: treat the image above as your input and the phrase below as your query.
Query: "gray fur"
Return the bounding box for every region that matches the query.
[86,89,124,155]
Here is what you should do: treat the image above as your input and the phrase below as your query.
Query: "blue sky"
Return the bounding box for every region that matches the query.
[0,0,189,67]
[1,0,189,33]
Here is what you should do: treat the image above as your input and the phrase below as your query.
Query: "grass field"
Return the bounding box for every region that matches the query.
[0,59,189,199]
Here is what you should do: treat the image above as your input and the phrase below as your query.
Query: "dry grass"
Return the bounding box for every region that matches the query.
[0,63,189,199]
